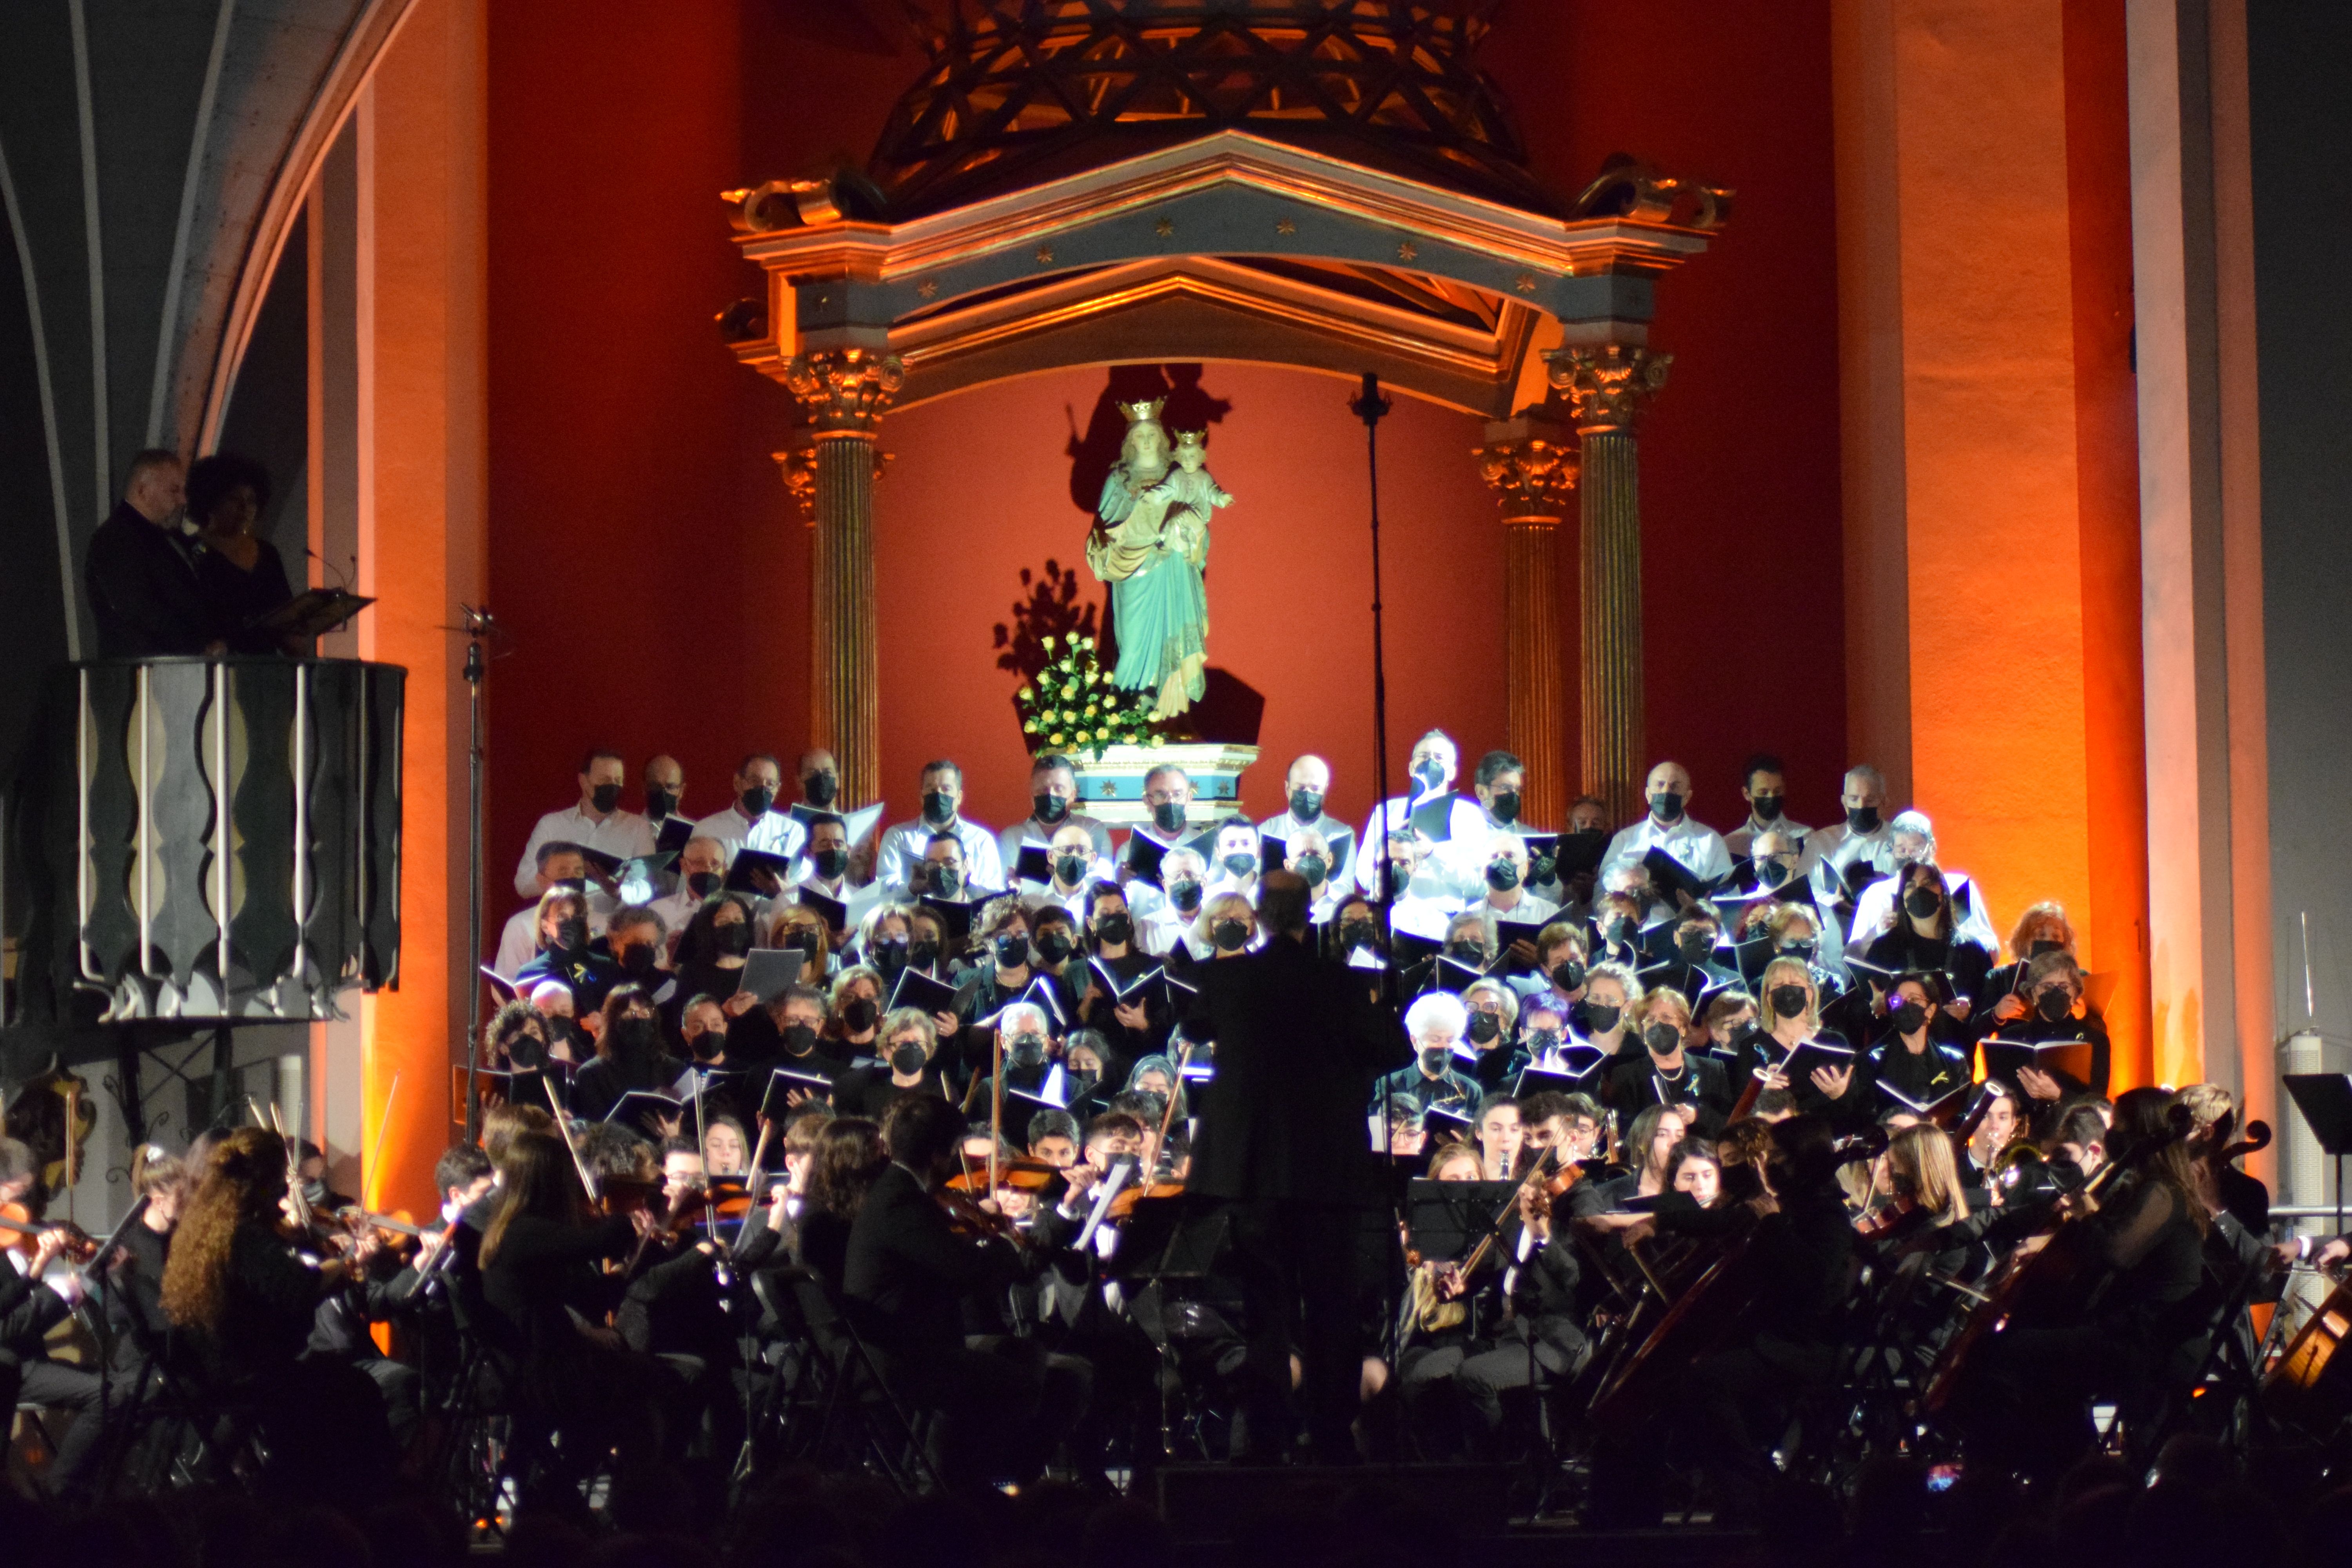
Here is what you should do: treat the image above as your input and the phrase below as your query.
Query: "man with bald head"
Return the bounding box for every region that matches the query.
[1600,760,1732,892]
[1258,753,1355,887]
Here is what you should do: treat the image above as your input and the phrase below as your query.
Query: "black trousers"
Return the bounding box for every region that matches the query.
[1219,1197,1365,1462]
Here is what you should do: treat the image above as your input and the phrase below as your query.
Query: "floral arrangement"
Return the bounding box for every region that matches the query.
[1016,633,1161,759]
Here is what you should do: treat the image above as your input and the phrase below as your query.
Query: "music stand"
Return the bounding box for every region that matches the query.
[2284,1073,2352,1238]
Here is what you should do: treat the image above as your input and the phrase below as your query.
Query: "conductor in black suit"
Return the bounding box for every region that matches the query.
[1186,868,1408,1461]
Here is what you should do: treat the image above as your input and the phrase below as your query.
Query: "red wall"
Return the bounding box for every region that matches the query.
[483,1,1846,917]
[1485,0,1847,828]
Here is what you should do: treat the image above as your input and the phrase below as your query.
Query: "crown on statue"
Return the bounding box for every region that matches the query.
[1171,428,1207,450]
[1117,397,1167,425]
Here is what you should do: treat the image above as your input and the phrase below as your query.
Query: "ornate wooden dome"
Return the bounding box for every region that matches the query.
[868,0,1555,217]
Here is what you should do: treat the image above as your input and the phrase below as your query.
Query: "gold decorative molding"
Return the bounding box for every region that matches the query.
[1546,344,1672,434]
[1572,155,1733,232]
[775,445,889,526]
[1475,429,1580,522]
[783,348,905,435]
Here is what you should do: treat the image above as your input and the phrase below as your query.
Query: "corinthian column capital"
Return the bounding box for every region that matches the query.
[1544,344,1672,434]
[783,347,904,435]
[775,444,890,527]
[1474,419,1580,523]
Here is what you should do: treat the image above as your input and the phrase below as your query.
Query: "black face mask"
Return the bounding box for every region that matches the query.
[552,917,588,952]
[589,782,621,813]
[994,934,1031,969]
[617,943,657,976]
[812,847,849,880]
[1466,1011,1501,1045]
[608,1016,662,1062]
[1295,853,1328,887]
[742,784,779,818]
[1486,860,1521,892]
[780,1022,818,1057]
[1054,853,1088,886]
[1526,1028,1561,1056]
[1007,1032,1047,1069]
[1750,793,1783,822]
[1648,791,1684,822]
[1210,918,1251,953]
[2029,939,2063,957]
[1417,1045,1454,1076]
[1152,800,1188,834]
[1387,863,1413,897]
[1642,1022,1683,1057]
[929,864,963,897]
[1034,931,1074,964]
[1603,916,1635,946]
[1447,941,1486,964]
[1551,960,1586,994]
[909,938,940,969]
[1846,804,1882,835]
[714,920,753,957]
[1574,1000,1621,1036]
[646,786,677,819]
[1288,786,1322,822]
[1904,887,1944,921]
[1757,859,1791,889]
[922,789,956,827]
[688,869,722,898]
[1411,757,1446,792]
[872,936,909,971]
[1768,984,1809,1020]
[804,771,838,807]
[1095,913,1133,947]
[1340,921,1376,951]
[889,1041,928,1077]
[686,1028,721,1063]
[1890,1000,1929,1035]
[1033,791,1070,825]
[1221,851,1257,879]
[1676,931,1714,963]
[840,997,879,1034]
[1488,790,1521,826]
[1169,878,1203,914]
[2035,988,2074,1023]
[784,929,821,957]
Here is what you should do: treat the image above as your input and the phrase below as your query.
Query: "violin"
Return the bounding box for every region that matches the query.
[0,1203,98,1264]
[935,1183,1031,1247]
[946,1156,1059,1196]
[334,1205,425,1256]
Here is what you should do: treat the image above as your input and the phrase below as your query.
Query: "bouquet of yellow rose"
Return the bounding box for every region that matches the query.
[1015,634,1162,759]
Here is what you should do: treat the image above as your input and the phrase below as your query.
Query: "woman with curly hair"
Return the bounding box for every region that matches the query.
[159,1125,392,1497]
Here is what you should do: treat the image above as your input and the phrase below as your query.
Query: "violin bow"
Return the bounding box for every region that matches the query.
[1144,1041,1193,1181]
[541,1073,601,1204]
[258,1098,316,1234]
[690,1066,726,1257]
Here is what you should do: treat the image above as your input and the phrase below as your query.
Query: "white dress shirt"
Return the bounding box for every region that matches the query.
[512,804,655,897]
[1470,891,1562,945]
[1600,813,1734,886]
[691,803,808,866]
[1842,868,2000,958]
[875,815,1004,896]
[1804,820,1900,916]
[1354,790,1485,894]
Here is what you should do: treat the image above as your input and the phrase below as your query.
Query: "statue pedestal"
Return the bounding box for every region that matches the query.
[1067,742,1259,829]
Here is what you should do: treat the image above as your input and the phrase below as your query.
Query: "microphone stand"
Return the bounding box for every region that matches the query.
[461,606,495,1142]
[1351,372,1409,1375]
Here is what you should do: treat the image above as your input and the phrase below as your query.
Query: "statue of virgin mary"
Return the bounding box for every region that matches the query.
[1084,398,1225,721]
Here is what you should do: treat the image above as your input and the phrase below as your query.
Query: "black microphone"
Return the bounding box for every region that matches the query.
[305,545,354,592]
[1350,370,1391,428]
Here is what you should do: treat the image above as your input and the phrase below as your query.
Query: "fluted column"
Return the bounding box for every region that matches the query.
[1546,344,1670,822]
[1474,416,1580,827]
[782,348,902,808]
